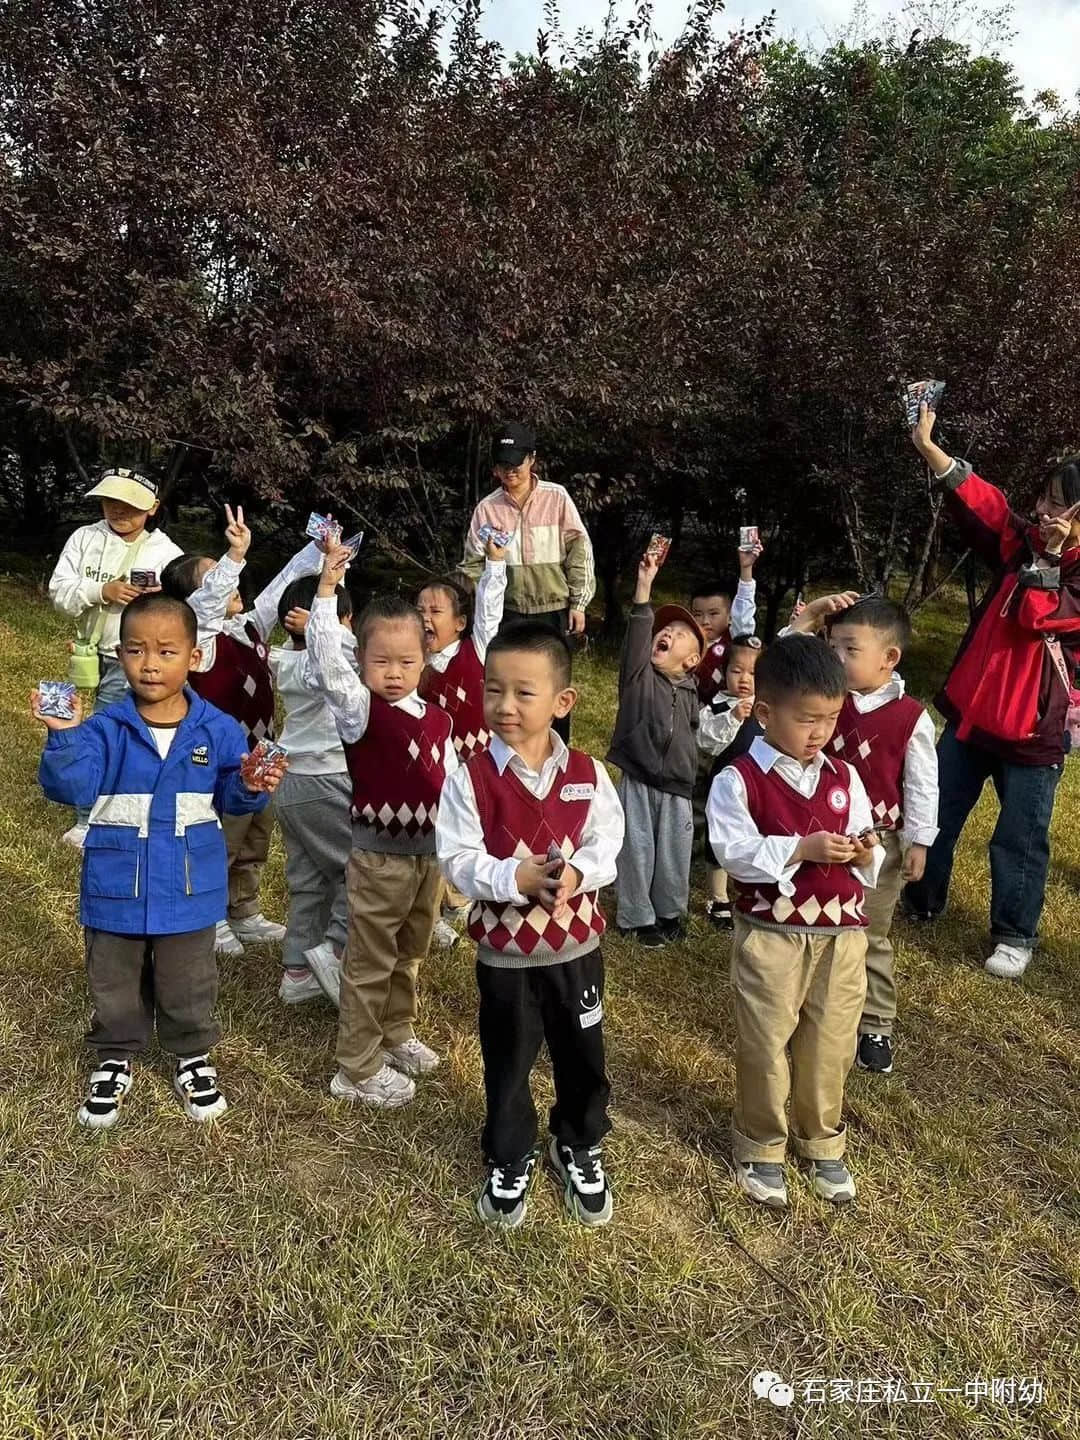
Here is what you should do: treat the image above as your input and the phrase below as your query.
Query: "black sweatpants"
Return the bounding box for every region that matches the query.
[500,607,572,742]
[84,926,221,1061]
[476,946,611,1165]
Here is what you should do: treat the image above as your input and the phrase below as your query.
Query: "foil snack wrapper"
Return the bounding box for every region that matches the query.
[904,379,945,428]
[646,533,672,566]
[129,569,158,590]
[305,512,343,546]
[38,680,77,720]
[241,739,288,785]
[546,841,566,878]
[477,522,513,549]
[739,525,760,552]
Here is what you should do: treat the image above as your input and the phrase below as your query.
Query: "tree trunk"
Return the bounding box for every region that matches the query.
[902,495,943,610]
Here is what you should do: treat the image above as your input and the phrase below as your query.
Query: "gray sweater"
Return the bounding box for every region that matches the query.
[606,603,700,799]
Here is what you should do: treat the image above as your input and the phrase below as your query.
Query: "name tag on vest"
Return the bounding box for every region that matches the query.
[560,783,594,802]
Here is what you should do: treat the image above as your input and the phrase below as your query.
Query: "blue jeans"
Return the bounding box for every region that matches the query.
[75,657,129,825]
[904,721,1063,949]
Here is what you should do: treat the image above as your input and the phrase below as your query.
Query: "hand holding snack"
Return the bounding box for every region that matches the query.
[478,522,513,553]
[646,533,672,567]
[318,542,352,596]
[850,829,881,869]
[306,511,343,549]
[240,739,289,794]
[129,569,159,591]
[101,579,143,605]
[904,379,945,431]
[635,549,661,602]
[548,862,581,921]
[31,685,82,731]
[485,535,508,562]
[795,831,857,866]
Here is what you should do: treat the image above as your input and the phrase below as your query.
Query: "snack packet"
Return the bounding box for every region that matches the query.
[342,531,364,559]
[739,525,760,552]
[240,739,288,786]
[477,522,513,549]
[646,533,672,566]
[129,569,158,590]
[904,379,945,428]
[305,512,343,546]
[38,680,77,720]
[546,841,566,878]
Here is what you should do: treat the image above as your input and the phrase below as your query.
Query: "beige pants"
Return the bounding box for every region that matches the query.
[861,830,905,1037]
[731,915,867,1164]
[221,806,275,921]
[337,849,441,1082]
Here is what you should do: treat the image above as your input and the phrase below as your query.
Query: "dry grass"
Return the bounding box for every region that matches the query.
[0,579,1077,1439]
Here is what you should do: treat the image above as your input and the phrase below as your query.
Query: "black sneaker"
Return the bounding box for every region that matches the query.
[856,1033,894,1074]
[547,1138,613,1226]
[705,900,734,931]
[476,1149,539,1229]
[77,1059,133,1130]
[635,924,667,949]
[655,915,685,942]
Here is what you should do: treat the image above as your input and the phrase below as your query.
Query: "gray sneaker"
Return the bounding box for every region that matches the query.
[735,1161,788,1208]
[809,1159,856,1204]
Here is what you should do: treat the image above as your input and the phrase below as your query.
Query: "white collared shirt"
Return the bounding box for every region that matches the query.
[425,559,507,674]
[436,731,624,904]
[846,674,939,848]
[707,735,883,895]
[306,597,458,775]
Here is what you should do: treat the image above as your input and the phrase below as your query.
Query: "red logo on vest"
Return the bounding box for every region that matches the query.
[827,786,847,813]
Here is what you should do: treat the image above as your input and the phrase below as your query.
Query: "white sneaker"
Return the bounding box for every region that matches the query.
[442,902,472,924]
[383,1036,440,1076]
[173,1056,228,1123]
[329,1064,415,1109]
[432,918,460,949]
[984,943,1033,979]
[735,1161,788,1208]
[231,913,287,944]
[62,824,89,850]
[77,1059,132,1129]
[215,920,245,958]
[809,1159,856,1204]
[303,942,342,1007]
[277,969,325,1004]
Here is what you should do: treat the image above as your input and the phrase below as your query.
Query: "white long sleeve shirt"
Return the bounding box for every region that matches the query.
[269,633,357,775]
[305,596,458,776]
[424,559,507,675]
[708,736,883,896]
[729,578,757,637]
[48,521,183,655]
[186,541,323,672]
[847,675,940,849]
[436,733,623,904]
[698,694,749,756]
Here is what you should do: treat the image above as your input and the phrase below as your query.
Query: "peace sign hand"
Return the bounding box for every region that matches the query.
[224,504,252,563]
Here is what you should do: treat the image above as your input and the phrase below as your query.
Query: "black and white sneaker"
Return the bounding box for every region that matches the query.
[547,1138,613,1226]
[655,915,686,942]
[173,1056,228,1123]
[856,1033,894,1074]
[477,1150,539,1229]
[705,900,734,931]
[635,924,667,950]
[77,1059,133,1130]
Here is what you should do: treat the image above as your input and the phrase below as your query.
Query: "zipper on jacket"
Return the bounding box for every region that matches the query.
[660,687,678,761]
[185,847,192,897]
[134,849,140,899]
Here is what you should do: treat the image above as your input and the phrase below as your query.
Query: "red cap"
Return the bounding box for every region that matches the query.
[653,604,706,656]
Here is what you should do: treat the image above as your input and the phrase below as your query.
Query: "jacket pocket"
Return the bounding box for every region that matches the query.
[182,821,227,896]
[83,827,141,899]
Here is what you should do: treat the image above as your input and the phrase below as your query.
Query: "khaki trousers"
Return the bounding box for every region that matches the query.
[337,849,441,1081]
[861,829,905,1037]
[221,805,275,921]
[731,915,867,1164]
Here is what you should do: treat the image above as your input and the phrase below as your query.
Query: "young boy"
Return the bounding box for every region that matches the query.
[48,465,183,847]
[269,575,357,1007]
[436,622,624,1229]
[607,548,704,946]
[822,597,939,1075]
[32,593,284,1129]
[707,635,882,1209]
[307,545,457,1109]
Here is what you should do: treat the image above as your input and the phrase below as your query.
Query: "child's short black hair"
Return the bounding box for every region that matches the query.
[418,575,473,633]
[486,620,572,690]
[690,578,737,606]
[828,597,912,652]
[160,553,208,601]
[724,633,764,675]
[119,593,197,646]
[356,593,425,651]
[278,575,352,629]
[755,634,846,704]
[1047,455,1080,507]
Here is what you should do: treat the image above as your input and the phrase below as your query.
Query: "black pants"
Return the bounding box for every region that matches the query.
[500,607,572,742]
[476,947,611,1164]
[84,926,221,1060]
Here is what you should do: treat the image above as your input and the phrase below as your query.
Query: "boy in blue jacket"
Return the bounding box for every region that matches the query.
[32,593,286,1131]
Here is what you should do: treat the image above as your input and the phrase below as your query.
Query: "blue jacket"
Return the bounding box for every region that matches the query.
[39,689,267,936]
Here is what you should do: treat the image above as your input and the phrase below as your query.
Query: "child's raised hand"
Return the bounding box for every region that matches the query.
[224,504,252,563]
[485,536,508,562]
[283,607,310,636]
[318,542,352,595]
[738,540,764,575]
[30,690,83,731]
[635,550,660,601]
[911,398,937,450]
[1039,501,1080,557]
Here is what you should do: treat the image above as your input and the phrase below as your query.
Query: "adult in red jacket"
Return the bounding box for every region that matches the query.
[904,402,1080,979]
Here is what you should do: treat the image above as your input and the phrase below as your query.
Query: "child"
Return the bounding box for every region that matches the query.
[307,544,457,1109]
[820,596,939,1075]
[162,505,324,957]
[689,543,762,707]
[697,634,765,928]
[48,466,183,847]
[32,593,284,1129]
[436,621,624,1229]
[707,635,882,1209]
[607,548,705,946]
[269,576,357,1008]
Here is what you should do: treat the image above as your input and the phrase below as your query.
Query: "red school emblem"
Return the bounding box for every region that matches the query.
[827,786,847,813]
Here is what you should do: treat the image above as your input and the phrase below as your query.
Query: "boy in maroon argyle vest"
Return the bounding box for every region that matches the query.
[436,621,624,1231]
[707,635,883,1211]
[825,597,939,1078]
[307,547,458,1111]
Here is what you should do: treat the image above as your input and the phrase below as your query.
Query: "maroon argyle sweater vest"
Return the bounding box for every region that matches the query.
[419,641,489,761]
[465,747,607,967]
[729,753,867,931]
[189,622,274,749]
[830,693,923,832]
[344,695,452,854]
[696,634,731,705]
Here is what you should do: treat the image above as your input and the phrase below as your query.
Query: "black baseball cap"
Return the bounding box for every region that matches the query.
[492,421,537,469]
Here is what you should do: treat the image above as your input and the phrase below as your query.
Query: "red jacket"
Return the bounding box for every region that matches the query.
[935,464,1080,766]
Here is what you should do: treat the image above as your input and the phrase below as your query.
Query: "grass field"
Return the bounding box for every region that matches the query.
[0,577,1077,1440]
